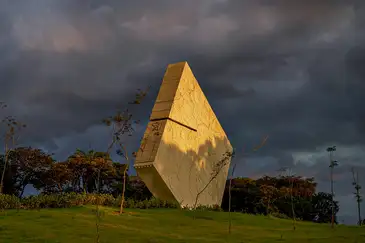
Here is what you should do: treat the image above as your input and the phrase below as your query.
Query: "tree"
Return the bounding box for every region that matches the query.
[127,175,152,200]
[222,177,261,214]
[102,87,149,214]
[351,167,362,226]
[67,150,89,192]
[36,161,72,194]
[0,153,19,195]
[360,219,365,226]
[326,145,338,228]
[259,183,279,215]
[88,152,114,193]
[221,174,321,222]
[278,167,297,230]
[8,147,54,197]
[226,136,268,233]
[312,192,339,224]
[193,150,234,211]
[227,151,236,234]
[67,149,114,193]
[0,113,26,194]
[101,162,127,196]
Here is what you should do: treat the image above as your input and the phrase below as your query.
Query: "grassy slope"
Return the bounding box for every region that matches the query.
[0,206,363,243]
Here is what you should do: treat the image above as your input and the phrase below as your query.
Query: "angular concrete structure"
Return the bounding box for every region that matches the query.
[134,62,232,207]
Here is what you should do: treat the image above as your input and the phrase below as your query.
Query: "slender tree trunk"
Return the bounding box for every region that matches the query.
[330,152,335,229]
[95,169,101,243]
[355,171,362,226]
[0,144,9,194]
[193,176,216,210]
[96,170,101,193]
[290,177,296,231]
[57,183,63,193]
[119,165,128,214]
[228,178,232,234]
[19,184,26,198]
[82,176,87,193]
[357,196,361,225]
[228,162,236,235]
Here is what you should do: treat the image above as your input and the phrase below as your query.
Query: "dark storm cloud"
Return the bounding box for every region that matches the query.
[0,0,364,223]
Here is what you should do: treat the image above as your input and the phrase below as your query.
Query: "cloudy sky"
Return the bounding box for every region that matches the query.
[1,0,364,224]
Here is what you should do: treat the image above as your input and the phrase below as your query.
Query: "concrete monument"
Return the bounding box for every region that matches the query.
[134,62,232,207]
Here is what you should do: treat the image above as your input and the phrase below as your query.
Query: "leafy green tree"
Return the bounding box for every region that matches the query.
[6,147,54,197]
[35,161,72,194]
[67,149,114,193]
[312,192,339,224]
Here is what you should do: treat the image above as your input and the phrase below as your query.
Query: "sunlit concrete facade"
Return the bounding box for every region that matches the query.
[134,62,232,207]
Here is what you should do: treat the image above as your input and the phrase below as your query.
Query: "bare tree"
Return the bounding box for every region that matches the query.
[278,167,296,231]
[326,145,338,229]
[193,150,234,211]
[351,167,362,226]
[228,157,236,234]
[0,111,26,194]
[102,88,149,214]
[228,135,269,234]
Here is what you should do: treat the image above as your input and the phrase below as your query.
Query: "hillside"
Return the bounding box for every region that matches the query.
[0,206,363,243]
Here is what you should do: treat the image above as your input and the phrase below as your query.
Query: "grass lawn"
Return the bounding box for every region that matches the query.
[0,206,363,243]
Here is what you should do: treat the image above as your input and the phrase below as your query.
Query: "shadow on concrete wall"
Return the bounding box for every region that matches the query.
[135,130,233,207]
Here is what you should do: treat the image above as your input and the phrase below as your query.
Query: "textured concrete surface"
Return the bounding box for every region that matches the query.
[134,62,232,207]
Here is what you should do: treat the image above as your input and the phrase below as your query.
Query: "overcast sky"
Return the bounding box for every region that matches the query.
[1,0,364,224]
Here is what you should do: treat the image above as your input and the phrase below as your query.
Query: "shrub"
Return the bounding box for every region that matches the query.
[181,204,223,211]
[0,193,181,210]
[0,194,21,210]
[115,196,179,209]
[0,193,224,212]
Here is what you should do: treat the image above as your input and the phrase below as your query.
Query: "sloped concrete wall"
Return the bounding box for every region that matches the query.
[134,62,232,207]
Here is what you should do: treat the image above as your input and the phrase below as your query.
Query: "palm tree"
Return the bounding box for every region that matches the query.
[326,145,338,229]
[351,167,362,226]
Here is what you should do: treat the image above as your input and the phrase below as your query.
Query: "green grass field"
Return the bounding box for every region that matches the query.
[0,206,363,243]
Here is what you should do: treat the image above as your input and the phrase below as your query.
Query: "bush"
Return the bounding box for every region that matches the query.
[195,204,223,212]
[181,204,223,212]
[0,194,21,210]
[114,196,179,209]
[0,193,225,212]
[0,193,184,210]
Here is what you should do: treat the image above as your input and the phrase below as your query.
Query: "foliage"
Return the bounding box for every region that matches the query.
[221,176,338,224]
[0,194,21,209]
[0,192,180,210]
[0,143,340,224]
[9,147,54,197]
